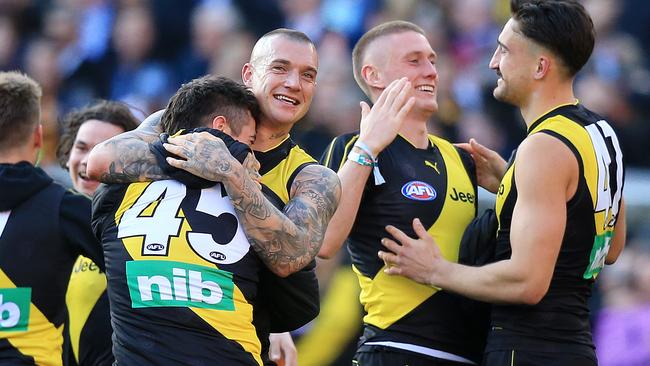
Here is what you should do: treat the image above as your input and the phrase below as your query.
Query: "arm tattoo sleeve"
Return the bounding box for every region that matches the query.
[97,116,170,183]
[223,164,341,276]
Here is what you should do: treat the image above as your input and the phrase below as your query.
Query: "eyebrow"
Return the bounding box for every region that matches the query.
[404,50,437,60]
[270,58,318,75]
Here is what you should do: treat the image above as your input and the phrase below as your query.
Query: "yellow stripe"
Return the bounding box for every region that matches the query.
[322,137,338,167]
[0,270,62,366]
[426,135,476,263]
[511,349,515,366]
[65,256,106,363]
[261,145,316,204]
[297,267,362,366]
[115,183,263,365]
[339,136,359,171]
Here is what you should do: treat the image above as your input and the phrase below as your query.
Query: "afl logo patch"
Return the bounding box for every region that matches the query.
[401,181,437,201]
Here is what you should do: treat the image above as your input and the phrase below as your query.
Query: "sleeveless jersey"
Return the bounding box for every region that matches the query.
[92,136,316,366]
[488,103,625,354]
[322,133,483,363]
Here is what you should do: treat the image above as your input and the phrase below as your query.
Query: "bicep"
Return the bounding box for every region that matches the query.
[286,165,341,227]
[509,136,574,291]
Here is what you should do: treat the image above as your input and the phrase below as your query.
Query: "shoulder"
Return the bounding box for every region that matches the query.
[320,132,360,168]
[514,133,577,186]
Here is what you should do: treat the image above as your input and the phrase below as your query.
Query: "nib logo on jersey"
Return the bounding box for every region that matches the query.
[0,288,31,332]
[126,261,235,310]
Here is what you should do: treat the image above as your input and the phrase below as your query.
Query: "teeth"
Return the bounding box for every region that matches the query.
[416,85,434,93]
[275,95,298,105]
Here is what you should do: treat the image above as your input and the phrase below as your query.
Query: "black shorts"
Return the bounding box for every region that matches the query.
[354,345,473,366]
[482,349,597,366]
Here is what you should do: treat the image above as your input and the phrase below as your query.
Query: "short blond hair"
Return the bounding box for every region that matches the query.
[0,71,42,151]
[352,21,426,98]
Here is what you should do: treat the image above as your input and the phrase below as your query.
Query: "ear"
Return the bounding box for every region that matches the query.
[534,56,551,80]
[361,64,383,89]
[242,63,254,86]
[211,115,227,132]
[34,124,43,149]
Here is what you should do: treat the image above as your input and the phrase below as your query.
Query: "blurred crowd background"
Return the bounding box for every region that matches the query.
[1,0,649,365]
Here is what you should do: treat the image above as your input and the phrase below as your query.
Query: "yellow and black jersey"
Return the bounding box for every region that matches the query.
[0,162,104,366]
[322,133,483,363]
[93,181,265,366]
[253,136,320,365]
[65,255,112,366]
[489,103,625,354]
[91,136,318,366]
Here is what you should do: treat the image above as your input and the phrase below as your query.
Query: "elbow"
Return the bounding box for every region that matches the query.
[317,246,336,260]
[518,282,549,305]
[86,146,109,181]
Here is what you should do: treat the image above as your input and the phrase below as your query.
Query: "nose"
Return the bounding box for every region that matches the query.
[489,48,500,70]
[284,69,301,90]
[423,61,438,79]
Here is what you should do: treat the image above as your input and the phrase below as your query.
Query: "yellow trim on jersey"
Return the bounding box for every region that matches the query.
[528,116,603,230]
[359,136,475,329]
[527,100,579,131]
[256,135,292,153]
[260,145,316,204]
[0,270,63,366]
[115,182,263,366]
[426,135,476,263]
[66,256,106,363]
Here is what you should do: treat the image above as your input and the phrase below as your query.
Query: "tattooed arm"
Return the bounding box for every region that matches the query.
[86,110,169,183]
[164,132,341,277]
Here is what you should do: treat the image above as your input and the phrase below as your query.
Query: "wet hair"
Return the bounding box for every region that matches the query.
[0,71,42,151]
[161,75,260,135]
[352,21,426,97]
[510,0,595,77]
[57,100,139,168]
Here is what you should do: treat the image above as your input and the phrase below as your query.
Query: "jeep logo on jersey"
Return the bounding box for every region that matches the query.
[0,288,31,332]
[126,260,234,310]
[401,181,437,201]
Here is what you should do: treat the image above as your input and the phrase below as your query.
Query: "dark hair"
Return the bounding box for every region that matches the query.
[510,0,595,77]
[352,21,427,98]
[57,100,139,167]
[161,75,260,135]
[0,71,42,151]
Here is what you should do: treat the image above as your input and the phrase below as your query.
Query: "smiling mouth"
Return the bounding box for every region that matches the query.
[415,85,435,94]
[274,94,299,105]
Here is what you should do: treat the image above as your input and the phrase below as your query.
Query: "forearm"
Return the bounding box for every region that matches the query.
[435,259,543,304]
[319,161,371,259]
[87,116,168,183]
[223,164,340,277]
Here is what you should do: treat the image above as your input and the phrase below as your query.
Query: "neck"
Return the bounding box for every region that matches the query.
[520,81,576,128]
[251,121,292,151]
[0,147,37,165]
[398,115,429,149]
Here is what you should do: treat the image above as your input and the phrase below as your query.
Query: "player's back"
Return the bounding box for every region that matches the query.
[92,180,265,366]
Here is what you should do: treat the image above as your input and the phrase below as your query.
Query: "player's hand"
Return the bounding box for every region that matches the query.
[269,332,297,366]
[358,77,415,157]
[456,138,506,193]
[164,131,241,182]
[378,218,447,287]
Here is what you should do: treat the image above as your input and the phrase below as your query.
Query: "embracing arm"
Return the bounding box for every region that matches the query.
[86,110,168,183]
[380,134,572,304]
[164,135,341,277]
